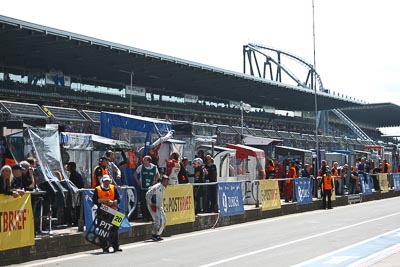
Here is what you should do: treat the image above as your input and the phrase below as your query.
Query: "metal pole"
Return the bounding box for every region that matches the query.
[240,101,244,144]
[129,72,133,115]
[312,0,319,175]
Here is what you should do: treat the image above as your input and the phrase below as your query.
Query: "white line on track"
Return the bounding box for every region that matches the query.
[198,212,400,267]
[293,227,400,266]
[20,197,400,267]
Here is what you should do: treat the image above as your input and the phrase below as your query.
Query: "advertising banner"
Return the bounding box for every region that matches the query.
[163,184,195,226]
[360,174,373,195]
[0,194,34,251]
[218,182,244,217]
[379,174,389,193]
[260,180,281,211]
[294,178,313,205]
[393,174,400,192]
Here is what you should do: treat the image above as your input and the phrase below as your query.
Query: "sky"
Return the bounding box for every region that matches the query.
[2,0,400,134]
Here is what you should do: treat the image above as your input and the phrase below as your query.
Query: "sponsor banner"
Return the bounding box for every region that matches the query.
[82,190,130,234]
[378,174,389,193]
[260,180,281,211]
[163,184,195,226]
[229,101,240,108]
[184,94,198,103]
[126,85,146,97]
[360,174,373,195]
[45,72,71,87]
[393,174,400,191]
[294,178,313,205]
[218,182,244,217]
[0,194,34,251]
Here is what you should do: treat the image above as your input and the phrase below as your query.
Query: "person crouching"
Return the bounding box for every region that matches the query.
[146,175,169,241]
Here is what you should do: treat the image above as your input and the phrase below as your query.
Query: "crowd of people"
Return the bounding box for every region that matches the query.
[261,156,397,210]
[1,139,398,252]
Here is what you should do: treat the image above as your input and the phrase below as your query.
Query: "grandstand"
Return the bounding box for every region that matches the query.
[0,15,400,153]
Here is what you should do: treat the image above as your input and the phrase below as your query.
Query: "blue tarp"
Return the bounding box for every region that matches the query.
[100,112,172,155]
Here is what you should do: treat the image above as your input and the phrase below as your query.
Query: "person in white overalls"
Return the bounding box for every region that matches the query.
[146,175,169,241]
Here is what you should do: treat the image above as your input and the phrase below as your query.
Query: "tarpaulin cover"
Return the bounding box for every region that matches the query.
[226,143,265,159]
[61,132,131,150]
[9,128,80,208]
[100,112,171,156]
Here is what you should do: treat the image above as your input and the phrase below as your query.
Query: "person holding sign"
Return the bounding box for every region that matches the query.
[146,175,169,241]
[92,175,122,253]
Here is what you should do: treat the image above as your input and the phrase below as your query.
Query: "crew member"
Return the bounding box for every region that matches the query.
[284,162,297,202]
[146,175,169,241]
[92,175,122,253]
[134,155,160,221]
[92,157,109,188]
[105,150,123,185]
[320,168,334,209]
[166,151,181,185]
[178,157,189,184]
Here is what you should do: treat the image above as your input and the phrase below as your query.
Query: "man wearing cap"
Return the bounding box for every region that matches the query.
[320,168,335,209]
[192,158,205,213]
[178,157,189,184]
[12,163,32,191]
[105,150,123,186]
[92,175,122,253]
[92,157,109,188]
[134,155,160,221]
[146,175,169,241]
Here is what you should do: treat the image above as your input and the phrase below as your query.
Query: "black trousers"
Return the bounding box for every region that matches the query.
[322,189,332,209]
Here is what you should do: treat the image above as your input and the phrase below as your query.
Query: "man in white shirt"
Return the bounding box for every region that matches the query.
[105,150,122,185]
[146,175,169,241]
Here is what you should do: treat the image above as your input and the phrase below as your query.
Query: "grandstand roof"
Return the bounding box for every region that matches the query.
[0,15,362,112]
[341,103,400,128]
[1,15,400,129]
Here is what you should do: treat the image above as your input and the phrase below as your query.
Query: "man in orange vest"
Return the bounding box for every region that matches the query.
[320,168,335,209]
[284,162,297,202]
[92,175,121,253]
[92,157,109,188]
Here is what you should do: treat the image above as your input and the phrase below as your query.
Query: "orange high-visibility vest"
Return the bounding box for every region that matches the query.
[322,174,333,190]
[128,150,137,169]
[286,166,296,183]
[96,184,116,210]
[92,165,108,188]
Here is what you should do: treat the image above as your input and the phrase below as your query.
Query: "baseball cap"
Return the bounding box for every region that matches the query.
[12,164,25,171]
[99,156,109,162]
[102,175,112,182]
[192,158,203,165]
